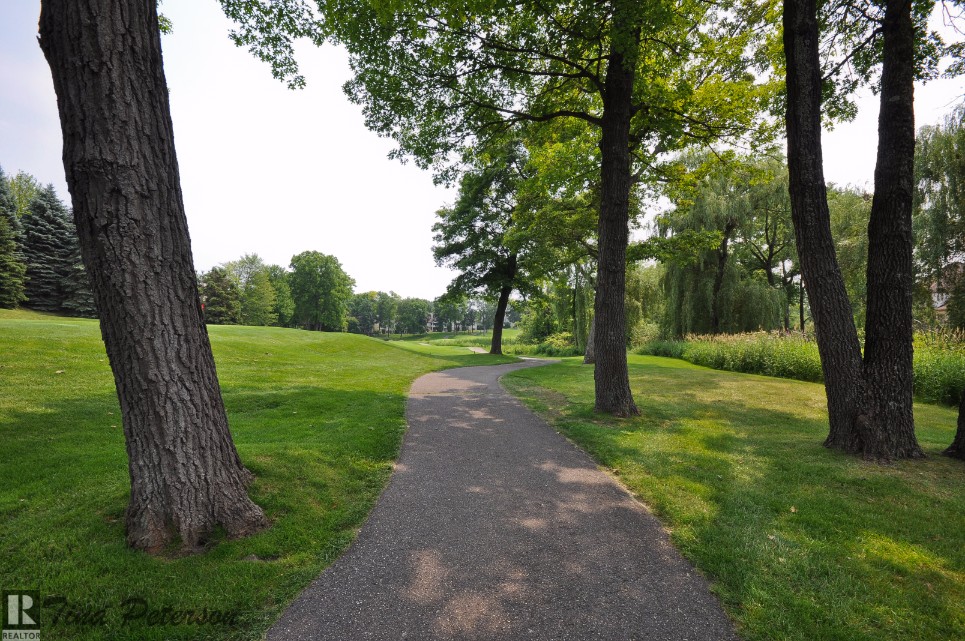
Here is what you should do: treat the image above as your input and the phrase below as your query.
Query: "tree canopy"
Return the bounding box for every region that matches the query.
[289,250,355,331]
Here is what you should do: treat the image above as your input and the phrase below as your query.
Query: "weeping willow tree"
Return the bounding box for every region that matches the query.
[625,263,665,344]
[914,104,965,329]
[660,155,792,337]
[662,258,785,336]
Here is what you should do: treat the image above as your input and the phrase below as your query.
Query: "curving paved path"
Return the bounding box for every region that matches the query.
[268,360,739,641]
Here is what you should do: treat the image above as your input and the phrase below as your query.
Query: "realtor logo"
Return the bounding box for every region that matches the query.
[2,592,40,640]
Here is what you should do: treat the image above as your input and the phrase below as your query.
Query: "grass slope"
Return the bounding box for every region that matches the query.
[382,328,520,345]
[0,310,513,641]
[504,355,965,641]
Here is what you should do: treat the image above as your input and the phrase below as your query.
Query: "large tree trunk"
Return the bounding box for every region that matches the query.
[857,0,923,459]
[39,0,267,552]
[783,0,864,445]
[944,390,965,460]
[490,284,512,355]
[594,35,639,416]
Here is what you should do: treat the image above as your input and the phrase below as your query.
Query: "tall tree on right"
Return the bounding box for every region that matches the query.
[859,0,922,458]
[782,0,935,459]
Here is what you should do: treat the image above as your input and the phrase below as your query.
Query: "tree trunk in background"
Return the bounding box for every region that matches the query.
[858,0,923,459]
[594,33,639,416]
[944,390,965,459]
[490,284,512,355]
[799,284,806,332]
[39,0,267,552]
[783,0,864,446]
[584,313,596,364]
[711,220,736,334]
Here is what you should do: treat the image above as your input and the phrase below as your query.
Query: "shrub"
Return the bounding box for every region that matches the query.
[635,340,686,359]
[637,331,965,407]
[534,332,582,357]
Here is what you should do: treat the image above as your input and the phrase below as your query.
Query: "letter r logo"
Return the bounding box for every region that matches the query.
[2,592,39,629]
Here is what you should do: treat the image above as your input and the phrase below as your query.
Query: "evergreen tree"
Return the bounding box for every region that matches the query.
[61,254,98,317]
[19,184,96,316]
[23,185,77,312]
[200,267,242,324]
[0,169,27,308]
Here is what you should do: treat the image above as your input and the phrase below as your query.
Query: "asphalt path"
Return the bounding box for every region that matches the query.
[268,359,739,641]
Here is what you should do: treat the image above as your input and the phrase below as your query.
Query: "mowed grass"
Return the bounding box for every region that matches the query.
[0,309,513,641]
[386,328,578,357]
[384,327,520,347]
[504,355,965,641]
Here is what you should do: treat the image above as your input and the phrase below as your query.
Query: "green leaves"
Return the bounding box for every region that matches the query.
[432,138,526,298]
[218,0,326,89]
[628,230,724,265]
[289,250,355,331]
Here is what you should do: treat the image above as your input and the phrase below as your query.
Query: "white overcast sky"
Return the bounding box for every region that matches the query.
[1,2,963,299]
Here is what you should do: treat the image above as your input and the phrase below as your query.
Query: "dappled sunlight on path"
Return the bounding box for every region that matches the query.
[269,361,738,641]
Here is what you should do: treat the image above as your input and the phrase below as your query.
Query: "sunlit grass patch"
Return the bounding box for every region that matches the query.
[0,315,514,641]
[504,355,965,641]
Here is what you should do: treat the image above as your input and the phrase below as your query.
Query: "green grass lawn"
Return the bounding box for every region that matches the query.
[384,328,578,357]
[503,355,965,641]
[0,309,514,641]
[382,327,520,346]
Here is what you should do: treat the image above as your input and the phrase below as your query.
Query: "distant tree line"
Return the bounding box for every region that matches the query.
[199,250,521,336]
[0,167,95,315]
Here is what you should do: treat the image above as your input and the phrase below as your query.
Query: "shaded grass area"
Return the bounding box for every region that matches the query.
[0,312,513,641]
[503,355,965,641]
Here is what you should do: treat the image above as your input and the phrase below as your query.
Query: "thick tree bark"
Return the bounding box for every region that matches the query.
[594,36,639,416]
[39,0,267,552]
[490,284,512,355]
[783,0,864,445]
[584,313,596,364]
[944,390,965,460]
[711,220,737,334]
[858,0,923,459]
